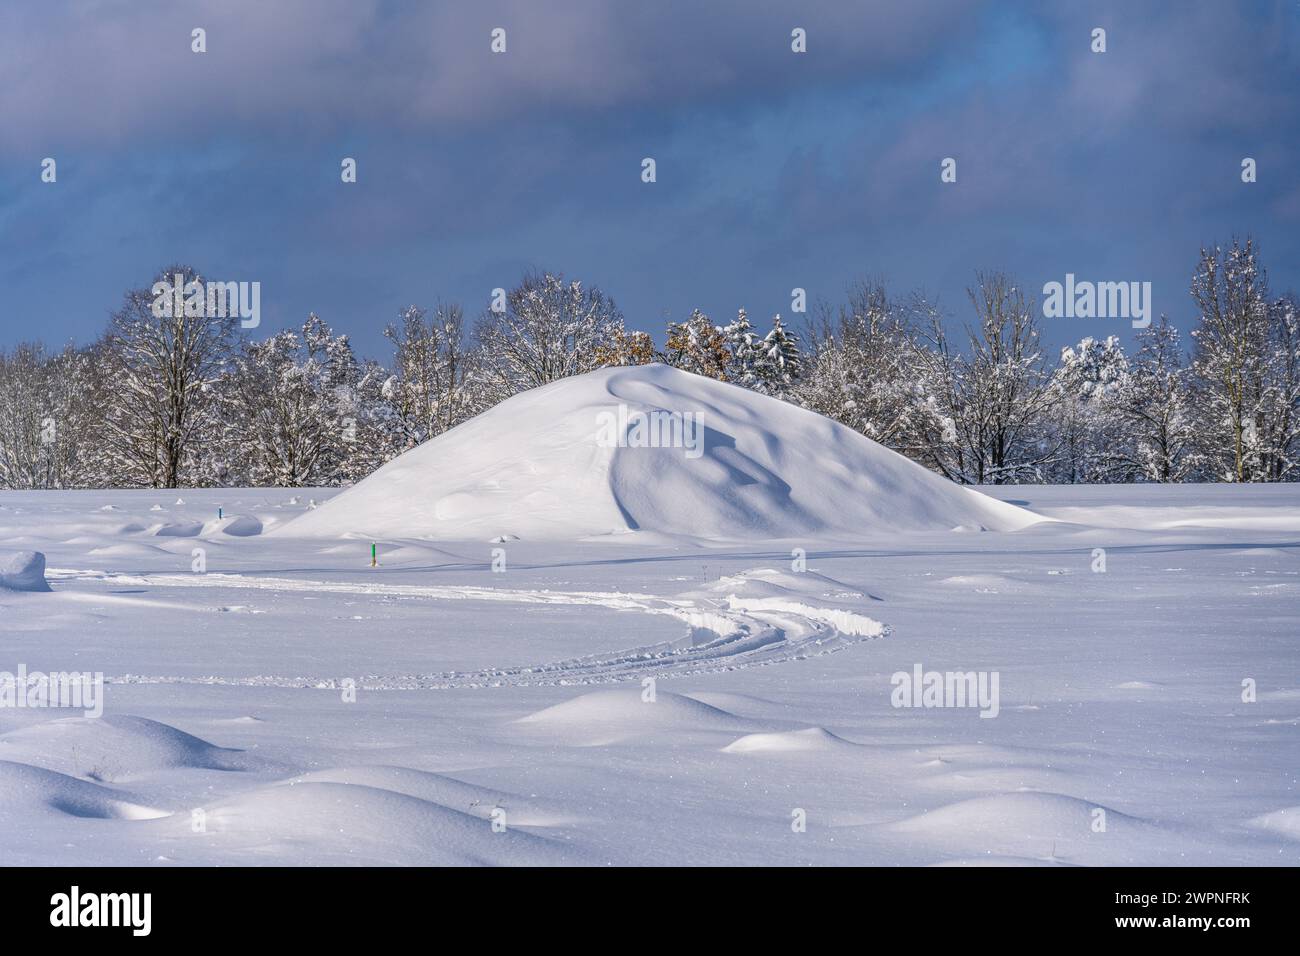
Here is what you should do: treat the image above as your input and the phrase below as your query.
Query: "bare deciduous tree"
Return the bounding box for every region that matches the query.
[475,272,625,401]
[101,265,238,488]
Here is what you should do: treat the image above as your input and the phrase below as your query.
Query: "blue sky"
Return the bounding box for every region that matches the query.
[1,0,1297,360]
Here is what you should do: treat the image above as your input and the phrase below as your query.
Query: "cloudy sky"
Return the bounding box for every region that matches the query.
[1,0,1297,359]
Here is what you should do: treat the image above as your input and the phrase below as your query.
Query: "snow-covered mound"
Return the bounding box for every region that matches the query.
[0,716,257,781]
[0,549,50,591]
[283,364,1039,541]
[722,726,858,755]
[516,689,752,745]
[0,761,168,821]
[201,514,263,537]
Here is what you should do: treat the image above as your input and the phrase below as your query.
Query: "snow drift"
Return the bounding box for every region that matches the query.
[0,549,50,591]
[283,364,1039,541]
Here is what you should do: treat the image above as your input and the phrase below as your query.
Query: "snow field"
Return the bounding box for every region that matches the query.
[1,482,1297,865]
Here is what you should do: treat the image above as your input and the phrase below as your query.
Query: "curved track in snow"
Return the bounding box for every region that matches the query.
[45,568,887,689]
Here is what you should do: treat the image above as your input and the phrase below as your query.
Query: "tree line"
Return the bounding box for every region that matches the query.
[1,237,1296,490]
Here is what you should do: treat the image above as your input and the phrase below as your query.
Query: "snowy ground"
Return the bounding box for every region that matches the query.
[2,484,1298,866]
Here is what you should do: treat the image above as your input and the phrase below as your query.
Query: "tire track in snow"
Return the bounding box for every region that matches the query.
[46,568,887,689]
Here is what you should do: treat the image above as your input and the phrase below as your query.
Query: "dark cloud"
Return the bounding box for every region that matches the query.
[0,0,1296,361]
[0,0,982,150]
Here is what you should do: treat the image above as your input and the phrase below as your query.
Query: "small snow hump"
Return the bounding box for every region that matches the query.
[0,549,51,592]
[202,514,264,537]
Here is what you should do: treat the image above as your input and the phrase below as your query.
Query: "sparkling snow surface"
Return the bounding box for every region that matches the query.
[2,482,1297,866]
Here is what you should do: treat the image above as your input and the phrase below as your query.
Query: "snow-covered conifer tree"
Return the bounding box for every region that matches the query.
[753,315,802,394]
[721,309,761,386]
